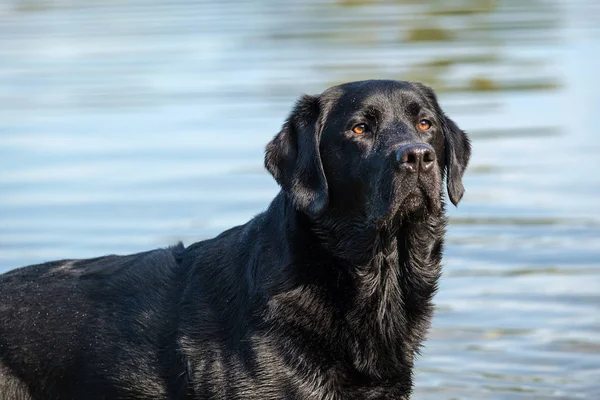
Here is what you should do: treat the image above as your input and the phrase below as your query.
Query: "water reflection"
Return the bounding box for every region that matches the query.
[0,0,599,398]
[266,0,561,95]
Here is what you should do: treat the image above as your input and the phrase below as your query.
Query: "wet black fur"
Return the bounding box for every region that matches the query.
[0,80,470,399]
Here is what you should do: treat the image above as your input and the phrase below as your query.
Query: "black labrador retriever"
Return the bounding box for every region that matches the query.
[0,80,470,400]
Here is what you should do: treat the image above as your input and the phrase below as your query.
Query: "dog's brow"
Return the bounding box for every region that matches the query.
[405,101,420,117]
[363,105,381,119]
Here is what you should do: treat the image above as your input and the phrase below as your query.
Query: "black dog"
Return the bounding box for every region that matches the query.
[0,80,470,400]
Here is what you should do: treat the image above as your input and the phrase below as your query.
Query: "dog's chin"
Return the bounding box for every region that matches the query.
[401,190,428,213]
[373,180,442,227]
[393,185,441,220]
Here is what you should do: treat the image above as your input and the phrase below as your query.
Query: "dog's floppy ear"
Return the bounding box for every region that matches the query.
[265,94,328,217]
[414,82,471,206]
[441,114,471,206]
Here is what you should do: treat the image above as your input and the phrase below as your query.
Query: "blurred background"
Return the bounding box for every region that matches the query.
[0,0,599,398]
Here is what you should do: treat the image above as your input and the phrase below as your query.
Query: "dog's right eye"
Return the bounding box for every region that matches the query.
[352,124,367,135]
[418,119,432,131]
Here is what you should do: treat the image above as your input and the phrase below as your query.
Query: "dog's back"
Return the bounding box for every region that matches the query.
[0,246,189,399]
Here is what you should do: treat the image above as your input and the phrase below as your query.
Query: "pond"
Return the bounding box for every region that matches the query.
[0,0,599,398]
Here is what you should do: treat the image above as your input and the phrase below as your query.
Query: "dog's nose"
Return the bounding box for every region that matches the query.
[396,144,436,173]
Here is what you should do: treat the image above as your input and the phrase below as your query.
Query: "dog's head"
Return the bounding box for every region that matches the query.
[265,80,471,226]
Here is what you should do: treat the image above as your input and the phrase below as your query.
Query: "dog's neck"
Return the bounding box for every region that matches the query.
[262,193,445,379]
[345,215,444,378]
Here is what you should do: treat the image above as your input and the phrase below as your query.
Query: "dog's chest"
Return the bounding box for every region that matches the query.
[182,331,411,400]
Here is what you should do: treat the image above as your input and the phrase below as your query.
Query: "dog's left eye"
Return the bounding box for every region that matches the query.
[418,119,432,131]
[352,124,367,135]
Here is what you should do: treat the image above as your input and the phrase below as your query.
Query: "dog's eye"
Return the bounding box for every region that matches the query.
[418,119,432,131]
[352,124,367,135]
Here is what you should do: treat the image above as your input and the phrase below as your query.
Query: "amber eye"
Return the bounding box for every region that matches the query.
[352,123,367,135]
[418,119,432,131]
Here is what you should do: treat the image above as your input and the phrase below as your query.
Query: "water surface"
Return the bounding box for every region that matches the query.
[1,0,599,398]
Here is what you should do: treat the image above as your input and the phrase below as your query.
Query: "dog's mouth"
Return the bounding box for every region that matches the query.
[371,168,443,226]
[401,185,436,213]
[390,175,442,218]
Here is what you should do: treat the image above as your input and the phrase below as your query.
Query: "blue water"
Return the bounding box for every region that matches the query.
[1,0,599,398]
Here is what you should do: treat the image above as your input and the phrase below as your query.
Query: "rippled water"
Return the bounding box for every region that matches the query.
[1,0,599,398]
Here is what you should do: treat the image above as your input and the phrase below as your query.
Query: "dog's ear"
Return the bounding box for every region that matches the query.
[414,82,471,206]
[441,114,471,206]
[265,94,328,217]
